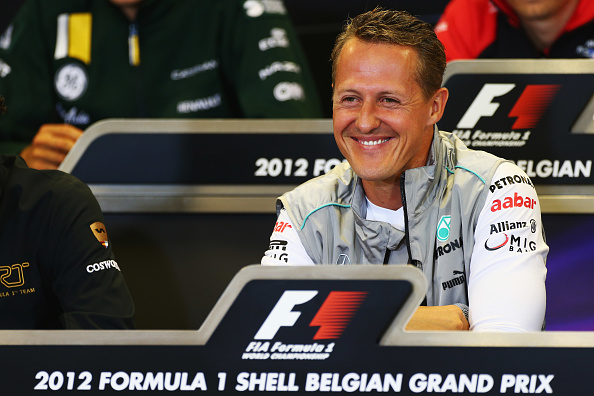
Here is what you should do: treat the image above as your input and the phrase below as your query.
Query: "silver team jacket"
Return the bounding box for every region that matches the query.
[277,128,507,306]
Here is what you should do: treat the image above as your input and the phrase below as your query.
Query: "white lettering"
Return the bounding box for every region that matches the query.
[171,60,218,80]
[258,28,289,51]
[259,61,300,80]
[457,83,516,128]
[273,82,304,101]
[254,290,318,339]
[86,260,121,273]
[513,160,592,178]
[177,94,221,113]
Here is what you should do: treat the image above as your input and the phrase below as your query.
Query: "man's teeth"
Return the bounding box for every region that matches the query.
[361,138,390,146]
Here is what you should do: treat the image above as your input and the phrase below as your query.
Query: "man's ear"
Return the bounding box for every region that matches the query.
[427,87,449,126]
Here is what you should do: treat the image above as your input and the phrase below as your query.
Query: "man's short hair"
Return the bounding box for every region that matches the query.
[0,96,5,116]
[331,7,446,100]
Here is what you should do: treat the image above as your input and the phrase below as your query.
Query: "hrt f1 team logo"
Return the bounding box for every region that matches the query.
[242,290,367,361]
[453,83,560,148]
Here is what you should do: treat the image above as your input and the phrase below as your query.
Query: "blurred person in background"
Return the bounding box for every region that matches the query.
[435,0,594,61]
[0,95,135,329]
[0,0,322,169]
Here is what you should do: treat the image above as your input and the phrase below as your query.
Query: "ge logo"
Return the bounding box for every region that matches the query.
[54,63,88,101]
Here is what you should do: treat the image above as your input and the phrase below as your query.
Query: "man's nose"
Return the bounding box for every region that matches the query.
[355,101,380,133]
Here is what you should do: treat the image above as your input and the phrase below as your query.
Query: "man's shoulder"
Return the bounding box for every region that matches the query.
[437,130,508,187]
[1,155,94,207]
[278,162,355,223]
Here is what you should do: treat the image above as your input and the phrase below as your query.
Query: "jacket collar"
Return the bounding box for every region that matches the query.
[402,126,451,217]
[350,126,450,220]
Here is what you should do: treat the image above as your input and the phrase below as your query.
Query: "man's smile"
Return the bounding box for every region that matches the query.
[352,137,393,146]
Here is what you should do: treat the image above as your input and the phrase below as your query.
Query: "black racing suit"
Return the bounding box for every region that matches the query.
[0,154,135,328]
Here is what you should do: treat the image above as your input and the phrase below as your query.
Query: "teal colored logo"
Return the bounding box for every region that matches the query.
[436,216,451,242]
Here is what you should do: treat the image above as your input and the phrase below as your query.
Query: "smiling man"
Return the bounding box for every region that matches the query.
[262,8,548,332]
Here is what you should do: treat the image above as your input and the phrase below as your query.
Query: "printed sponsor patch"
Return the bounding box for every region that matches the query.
[244,0,287,17]
[436,215,451,241]
[54,63,88,101]
[90,222,109,248]
[0,58,11,78]
[0,24,13,50]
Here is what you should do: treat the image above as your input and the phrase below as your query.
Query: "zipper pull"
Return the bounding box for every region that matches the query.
[128,23,140,66]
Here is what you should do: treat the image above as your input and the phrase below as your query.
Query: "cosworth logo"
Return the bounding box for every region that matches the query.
[457,83,560,130]
[244,290,367,361]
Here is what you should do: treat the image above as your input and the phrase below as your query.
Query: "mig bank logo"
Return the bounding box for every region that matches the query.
[436,216,451,242]
[243,290,367,361]
[458,83,560,130]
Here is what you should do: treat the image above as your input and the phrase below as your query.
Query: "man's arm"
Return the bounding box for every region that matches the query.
[47,173,135,329]
[261,209,314,266]
[468,162,548,332]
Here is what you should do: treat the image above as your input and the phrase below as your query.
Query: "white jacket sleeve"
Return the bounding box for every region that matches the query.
[261,209,315,266]
[468,162,548,332]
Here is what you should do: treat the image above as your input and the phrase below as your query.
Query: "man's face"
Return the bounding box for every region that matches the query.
[505,0,575,21]
[332,38,442,185]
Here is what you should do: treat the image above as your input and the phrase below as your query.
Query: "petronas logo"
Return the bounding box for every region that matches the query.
[436,216,451,242]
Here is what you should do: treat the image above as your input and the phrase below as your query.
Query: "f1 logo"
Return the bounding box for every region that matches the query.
[457,83,560,130]
[254,290,367,340]
[254,291,318,340]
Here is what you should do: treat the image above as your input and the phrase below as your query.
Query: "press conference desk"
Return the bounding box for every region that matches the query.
[2,266,593,395]
[0,266,594,395]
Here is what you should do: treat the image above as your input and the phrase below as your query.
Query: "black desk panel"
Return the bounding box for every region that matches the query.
[1,266,593,395]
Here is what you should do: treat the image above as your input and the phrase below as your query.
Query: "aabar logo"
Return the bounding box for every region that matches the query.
[490,192,537,212]
[273,221,292,233]
[457,83,560,130]
[254,290,367,340]
[90,222,109,248]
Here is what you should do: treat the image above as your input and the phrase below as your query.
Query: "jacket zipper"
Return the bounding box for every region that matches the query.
[401,173,427,305]
[383,174,421,268]
[400,174,419,268]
